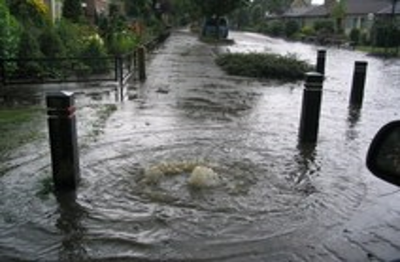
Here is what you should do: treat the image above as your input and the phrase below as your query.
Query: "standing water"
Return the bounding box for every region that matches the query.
[1,30,400,261]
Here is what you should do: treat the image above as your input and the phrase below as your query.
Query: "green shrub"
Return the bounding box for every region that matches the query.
[371,20,400,48]
[349,28,360,45]
[108,31,138,55]
[62,0,83,23]
[39,26,66,58]
[17,30,44,77]
[285,20,300,38]
[300,26,314,36]
[0,1,21,59]
[216,52,313,81]
[256,21,269,34]
[268,20,285,37]
[80,36,109,74]
[0,1,21,75]
[360,31,369,45]
[55,19,83,56]
[314,19,335,34]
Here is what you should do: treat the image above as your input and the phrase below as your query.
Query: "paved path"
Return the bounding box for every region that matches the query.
[109,30,400,261]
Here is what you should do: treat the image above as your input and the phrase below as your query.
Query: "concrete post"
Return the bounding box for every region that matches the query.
[316,50,326,75]
[138,46,147,81]
[349,61,368,107]
[299,72,324,143]
[46,91,80,191]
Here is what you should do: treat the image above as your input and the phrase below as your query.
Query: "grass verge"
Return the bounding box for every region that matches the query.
[357,46,400,57]
[216,52,313,81]
[0,107,44,154]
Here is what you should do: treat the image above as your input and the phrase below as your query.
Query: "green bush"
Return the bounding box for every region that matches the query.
[285,20,300,38]
[314,19,335,34]
[55,19,84,56]
[0,1,21,59]
[300,26,314,36]
[349,28,360,45]
[0,1,21,76]
[372,20,400,48]
[256,21,269,34]
[62,0,83,23]
[39,26,66,58]
[80,37,110,74]
[108,31,138,55]
[268,20,285,37]
[360,31,369,46]
[17,30,44,78]
[215,52,313,81]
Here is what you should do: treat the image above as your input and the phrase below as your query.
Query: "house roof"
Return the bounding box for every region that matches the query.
[283,6,316,17]
[345,0,392,15]
[283,0,400,18]
[377,2,400,14]
[302,4,329,17]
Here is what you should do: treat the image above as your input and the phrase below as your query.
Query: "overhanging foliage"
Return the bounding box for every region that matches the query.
[193,0,250,17]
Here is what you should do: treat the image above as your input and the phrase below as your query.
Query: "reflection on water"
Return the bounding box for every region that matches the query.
[294,143,318,188]
[56,192,87,261]
[346,106,362,141]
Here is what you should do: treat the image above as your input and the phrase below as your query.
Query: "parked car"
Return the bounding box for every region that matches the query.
[367,120,400,187]
[202,16,229,39]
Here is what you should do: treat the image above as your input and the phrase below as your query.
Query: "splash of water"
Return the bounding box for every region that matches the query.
[143,160,219,188]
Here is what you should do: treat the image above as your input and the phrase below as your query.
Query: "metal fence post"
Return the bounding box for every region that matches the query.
[349,61,368,108]
[46,91,80,191]
[299,72,324,143]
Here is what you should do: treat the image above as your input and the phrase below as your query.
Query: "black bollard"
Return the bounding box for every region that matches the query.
[316,50,326,75]
[349,61,368,107]
[47,91,80,191]
[299,72,324,143]
[138,46,146,81]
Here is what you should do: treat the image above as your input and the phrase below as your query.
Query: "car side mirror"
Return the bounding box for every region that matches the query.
[367,121,400,187]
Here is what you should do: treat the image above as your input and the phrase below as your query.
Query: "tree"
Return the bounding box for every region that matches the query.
[0,0,21,60]
[193,0,250,18]
[332,0,346,34]
[62,0,83,23]
[169,0,200,25]
[6,0,49,27]
[250,3,264,26]
[262,0,292,15]
[123,0,152,18]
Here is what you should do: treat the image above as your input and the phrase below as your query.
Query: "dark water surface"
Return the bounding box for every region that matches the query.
[1,30,400,261]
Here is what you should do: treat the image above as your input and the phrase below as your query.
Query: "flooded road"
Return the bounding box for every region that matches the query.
[1,30,400,261]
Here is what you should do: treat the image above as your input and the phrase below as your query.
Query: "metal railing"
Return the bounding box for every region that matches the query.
[0,53,135,86]
[0,30,171,101]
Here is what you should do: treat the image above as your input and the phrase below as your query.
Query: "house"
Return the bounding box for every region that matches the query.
[281,0,400,35]
[279,0,315,27]
[43,0,110,23]
[84,0,109,24]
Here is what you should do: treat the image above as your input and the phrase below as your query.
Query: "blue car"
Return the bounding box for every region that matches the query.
[202,17,229,39]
